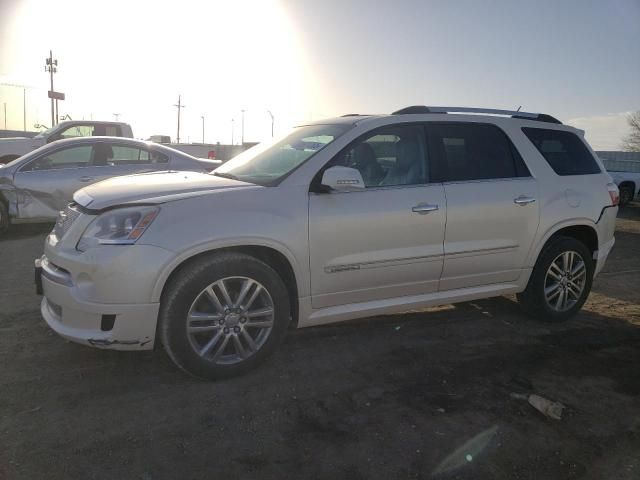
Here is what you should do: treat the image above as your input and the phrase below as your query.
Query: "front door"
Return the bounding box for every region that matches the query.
[309,124,446,309]
[12,144,103,218]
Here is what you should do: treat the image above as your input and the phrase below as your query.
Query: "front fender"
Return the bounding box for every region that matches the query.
[149,236,304,303]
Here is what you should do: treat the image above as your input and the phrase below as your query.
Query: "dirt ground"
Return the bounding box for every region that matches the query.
[1,205,639,480]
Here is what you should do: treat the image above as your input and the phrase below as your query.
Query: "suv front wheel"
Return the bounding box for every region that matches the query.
[517,236,594,322]
[159,252,290,379]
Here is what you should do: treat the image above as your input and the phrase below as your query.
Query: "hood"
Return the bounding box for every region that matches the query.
[74,170,257,210]
[192,158,223,170]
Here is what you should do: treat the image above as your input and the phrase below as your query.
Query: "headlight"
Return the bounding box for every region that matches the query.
[77,206,159,251]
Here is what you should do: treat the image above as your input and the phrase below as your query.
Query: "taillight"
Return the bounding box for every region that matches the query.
[607,183,619,206]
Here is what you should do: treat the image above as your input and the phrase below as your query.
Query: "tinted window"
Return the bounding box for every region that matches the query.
[331,125,428,187]
[22,145,93,171]
[91,145,168,166]
[522,127,600,176]
[430,123,529,182]
[59,125,94,138]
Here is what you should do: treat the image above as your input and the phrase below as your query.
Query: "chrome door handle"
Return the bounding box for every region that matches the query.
[412,203,439,214]
[79,176,93,182]
[514,195,536,205]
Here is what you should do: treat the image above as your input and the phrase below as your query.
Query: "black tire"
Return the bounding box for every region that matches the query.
[619,186,634,206]
[159,252,290,380]
[517,236,594,323]
[0,201,9,233]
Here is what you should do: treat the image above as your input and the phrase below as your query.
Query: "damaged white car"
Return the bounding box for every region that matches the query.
[0,137,221,232]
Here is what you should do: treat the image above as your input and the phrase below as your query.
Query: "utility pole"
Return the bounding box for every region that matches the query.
[201,115,205,143]
[173,95,185,143]
[241,109,245,144]
[44,50,58,126]
[231,118,235,145]
[267,110,274,138]
[3,102,6,129]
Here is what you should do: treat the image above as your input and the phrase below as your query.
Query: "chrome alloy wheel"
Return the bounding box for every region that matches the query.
[186,276,274,365]
[544,251,587,312]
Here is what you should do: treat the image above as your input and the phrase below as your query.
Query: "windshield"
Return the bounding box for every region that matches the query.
[34,125,58,138]
[214,124,350,185]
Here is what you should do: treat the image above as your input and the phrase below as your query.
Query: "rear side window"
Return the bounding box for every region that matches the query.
[522,127,600,176]
[429,123,530,182]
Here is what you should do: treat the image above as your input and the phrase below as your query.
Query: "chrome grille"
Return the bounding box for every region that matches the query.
[54,204,81,240]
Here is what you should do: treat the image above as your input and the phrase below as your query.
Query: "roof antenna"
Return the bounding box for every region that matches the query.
[516,106,522,112]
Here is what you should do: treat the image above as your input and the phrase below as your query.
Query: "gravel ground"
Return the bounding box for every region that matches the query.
[1,205,639,480]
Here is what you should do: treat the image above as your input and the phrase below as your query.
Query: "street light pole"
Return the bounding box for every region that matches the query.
[3,102,6,129]
[231,118,235,145]
[201,115,205,143]
[267,110,274,138]
[241,109,245,145]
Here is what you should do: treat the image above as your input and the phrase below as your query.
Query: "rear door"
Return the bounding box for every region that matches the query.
[429,122,540,290]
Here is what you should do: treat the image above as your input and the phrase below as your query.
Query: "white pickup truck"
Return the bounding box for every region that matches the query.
[0,120,134,164]
[608,171,640,205]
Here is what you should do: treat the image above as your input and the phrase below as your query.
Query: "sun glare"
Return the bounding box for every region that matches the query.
[1,0,318,142]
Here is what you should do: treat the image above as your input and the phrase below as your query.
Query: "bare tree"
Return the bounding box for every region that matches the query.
[622,111,640,152]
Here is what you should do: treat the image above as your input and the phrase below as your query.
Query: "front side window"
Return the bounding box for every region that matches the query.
[430,123,529,182]
[214,124,350,185]
[522,127,601,176]
[330,125,428,187]
[22,145,92,171]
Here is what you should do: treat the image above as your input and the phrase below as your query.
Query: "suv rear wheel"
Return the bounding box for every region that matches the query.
[517,236,594,322]
[159,252,290,379]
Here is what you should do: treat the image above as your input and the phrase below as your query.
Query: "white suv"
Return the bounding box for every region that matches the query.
[36,106,619,379]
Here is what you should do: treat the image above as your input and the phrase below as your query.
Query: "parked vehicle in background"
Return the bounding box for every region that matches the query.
[0,120,134,164]
[147,134,257,162]
[606,171,640,205]
[37,106,618,380]
[598,152,640,205]
[0,136,220,231]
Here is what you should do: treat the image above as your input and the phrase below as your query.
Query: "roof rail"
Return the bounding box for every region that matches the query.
[391,106,562,124]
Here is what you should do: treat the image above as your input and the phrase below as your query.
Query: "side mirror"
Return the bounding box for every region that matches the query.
[321,166,365,192]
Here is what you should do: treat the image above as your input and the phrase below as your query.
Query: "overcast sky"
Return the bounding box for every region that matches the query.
[1,0,639,149]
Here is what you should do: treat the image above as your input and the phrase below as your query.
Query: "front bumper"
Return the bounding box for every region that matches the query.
[41,274,159,350]
[39,229,175,350]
